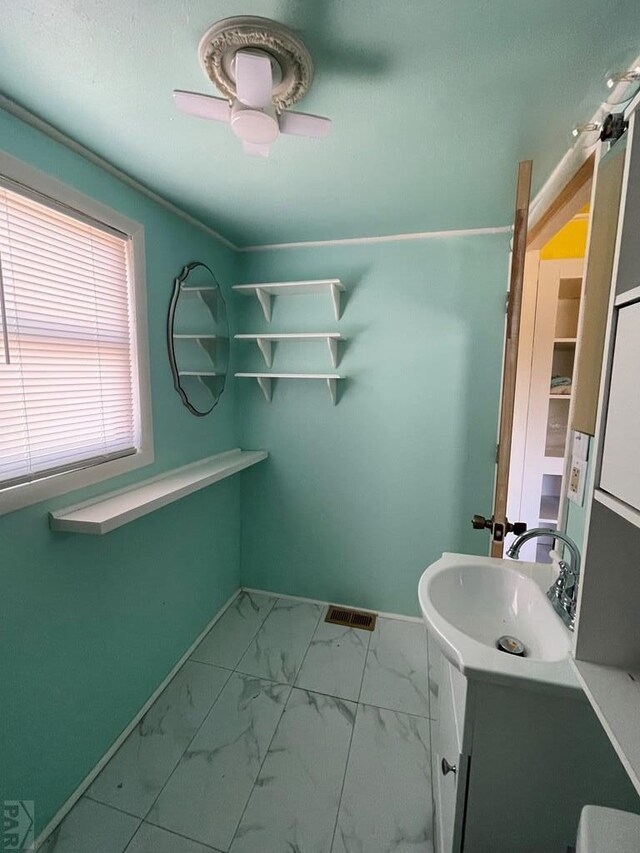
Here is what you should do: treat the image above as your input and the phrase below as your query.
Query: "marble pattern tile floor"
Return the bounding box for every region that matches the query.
[41,592,434,853]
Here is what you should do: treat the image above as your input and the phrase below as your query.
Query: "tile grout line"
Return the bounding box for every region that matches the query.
[191,592,278,671]
[327,625,373,851]
[225,685,294,851]
[123,817,225,853]
[137,595,280,842]
[82,794,142,822]
[225,599,324,850]
[138,665,235,830]
[356,629,374,705]
[291,601,327,691]
[328,700,363,852]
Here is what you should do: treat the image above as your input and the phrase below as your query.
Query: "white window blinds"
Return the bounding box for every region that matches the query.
[0,180,139,489]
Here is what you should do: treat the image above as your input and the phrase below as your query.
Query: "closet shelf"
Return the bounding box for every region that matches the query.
[539,494,560,522]
[235,333,344,367]
[49,449,268,535]
[235,372,343,404]
[232,279,345,321]
[542,457,566,475]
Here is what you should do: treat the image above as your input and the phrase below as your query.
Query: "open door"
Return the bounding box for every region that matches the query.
[472,161,532,556]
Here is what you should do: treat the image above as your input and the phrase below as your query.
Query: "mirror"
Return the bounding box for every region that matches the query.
[167,262,229,416]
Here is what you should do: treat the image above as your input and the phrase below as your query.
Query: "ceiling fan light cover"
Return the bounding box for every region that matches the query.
[230,102,279,144]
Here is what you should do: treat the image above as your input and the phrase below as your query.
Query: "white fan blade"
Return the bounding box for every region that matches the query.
[235,50,273,109]
[173,90,231,123]
[243,141,271,158]
[279,111,332,139]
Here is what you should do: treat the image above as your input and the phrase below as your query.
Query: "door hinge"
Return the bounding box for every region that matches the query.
[496,443,500,463]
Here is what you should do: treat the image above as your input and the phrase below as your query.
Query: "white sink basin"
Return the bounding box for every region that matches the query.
[419,553,577,691]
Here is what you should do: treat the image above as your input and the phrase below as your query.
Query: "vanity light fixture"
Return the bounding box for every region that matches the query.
[604,67,640,105]
[569,120,603,150]
[570,121,602,139]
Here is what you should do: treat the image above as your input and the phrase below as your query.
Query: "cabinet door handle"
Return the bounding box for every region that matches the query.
[441,757,457,776]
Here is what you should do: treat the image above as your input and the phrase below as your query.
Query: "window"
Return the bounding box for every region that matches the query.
[0,155,152,513]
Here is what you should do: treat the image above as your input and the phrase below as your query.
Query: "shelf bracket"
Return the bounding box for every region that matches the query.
[195,374,222,394]
[256,337,273,367]
[256,375,272,402]
[326,377,338,405]
[330,284,341,321]
[194,289,219,321]
[255,288,272,322]
[196,338,218,358]
[326,337,339,368]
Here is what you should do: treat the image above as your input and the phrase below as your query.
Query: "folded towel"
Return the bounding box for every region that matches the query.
[551,375,572,388]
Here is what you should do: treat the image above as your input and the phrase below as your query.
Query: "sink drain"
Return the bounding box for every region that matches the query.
[496,635,526,657]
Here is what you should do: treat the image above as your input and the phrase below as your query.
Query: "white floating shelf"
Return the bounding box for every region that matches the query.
[178,370,221,390]
[233,279,345,322]
[49,449,268,535]
[235,372,343,404]
[235,333,344,367]
[174,334,219,356]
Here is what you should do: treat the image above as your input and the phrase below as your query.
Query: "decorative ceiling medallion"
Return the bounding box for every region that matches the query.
[198,16,314,112]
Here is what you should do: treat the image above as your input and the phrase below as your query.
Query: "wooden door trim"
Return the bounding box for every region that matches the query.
[492,160,533,557]
[527,155,594,250]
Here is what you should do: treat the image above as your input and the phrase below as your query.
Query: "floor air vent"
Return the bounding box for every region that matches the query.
[325,605,377,631]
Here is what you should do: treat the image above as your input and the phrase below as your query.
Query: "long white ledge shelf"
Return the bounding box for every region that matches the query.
[235,333,344,367]
[572,657,640,797]
[235,372,343,404]
[49,449,268,535]
[232,279,345,321]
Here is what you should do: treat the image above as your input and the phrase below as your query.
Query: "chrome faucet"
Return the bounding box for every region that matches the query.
[506,529,581,631]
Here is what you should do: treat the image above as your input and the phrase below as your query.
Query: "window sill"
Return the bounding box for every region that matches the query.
[49,448,268,534]
[0,449,154,516]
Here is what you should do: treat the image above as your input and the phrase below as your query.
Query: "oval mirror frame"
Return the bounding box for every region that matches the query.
[167,262,229,416]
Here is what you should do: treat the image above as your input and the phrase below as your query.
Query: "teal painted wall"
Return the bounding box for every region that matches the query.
[0,108,242,835]
[236,236,509,615]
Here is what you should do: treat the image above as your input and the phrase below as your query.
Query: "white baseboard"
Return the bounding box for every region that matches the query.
[34,588,241,850]
[241,586,423,624]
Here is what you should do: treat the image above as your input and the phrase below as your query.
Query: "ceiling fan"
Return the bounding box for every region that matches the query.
[173,16,332,157]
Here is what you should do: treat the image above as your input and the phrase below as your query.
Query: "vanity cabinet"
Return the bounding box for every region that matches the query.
[429,643,639,853]
[430,646,469,853]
